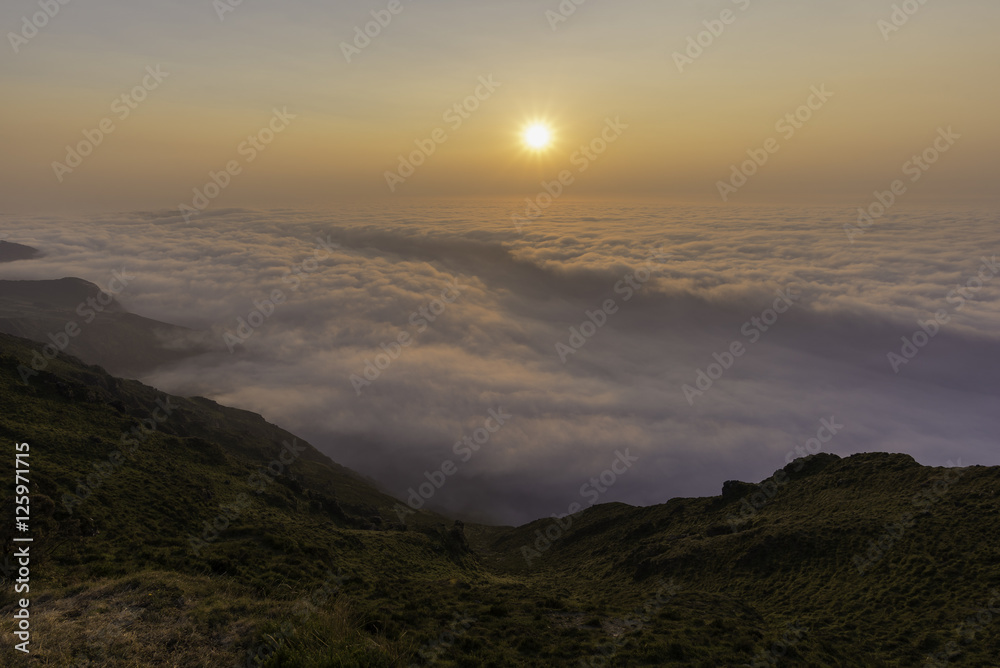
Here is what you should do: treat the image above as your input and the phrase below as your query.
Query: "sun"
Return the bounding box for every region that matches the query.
[523,123,553,150]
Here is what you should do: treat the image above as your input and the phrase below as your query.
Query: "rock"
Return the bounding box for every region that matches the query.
[722,480,757,498]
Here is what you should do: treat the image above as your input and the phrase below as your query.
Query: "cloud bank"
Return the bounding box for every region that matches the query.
[1,203,997,524]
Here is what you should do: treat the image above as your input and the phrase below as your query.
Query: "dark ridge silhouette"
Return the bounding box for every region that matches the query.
[0,240,42,263]
[0,278,210,377]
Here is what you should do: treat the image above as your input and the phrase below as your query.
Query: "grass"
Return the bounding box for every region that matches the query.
[1,331,999,666]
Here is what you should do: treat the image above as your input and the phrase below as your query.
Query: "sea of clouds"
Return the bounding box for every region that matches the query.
[1,202,997,525]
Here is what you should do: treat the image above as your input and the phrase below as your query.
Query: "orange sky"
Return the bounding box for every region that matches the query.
[1,0,998,213]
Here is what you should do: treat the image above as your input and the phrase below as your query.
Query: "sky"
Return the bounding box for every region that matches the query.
[2,0,999,212]
[1,1,998,525]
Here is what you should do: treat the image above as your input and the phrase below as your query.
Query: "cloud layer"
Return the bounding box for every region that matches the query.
[1,203,997,524]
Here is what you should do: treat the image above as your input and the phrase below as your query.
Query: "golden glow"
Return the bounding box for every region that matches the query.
[523,123,553,151]
[1,2,997,211]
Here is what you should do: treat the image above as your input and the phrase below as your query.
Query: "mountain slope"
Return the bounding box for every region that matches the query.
[0,278,208,377]
[0,331,476,667]
[1,330,998,667]
[472,453,1000,665]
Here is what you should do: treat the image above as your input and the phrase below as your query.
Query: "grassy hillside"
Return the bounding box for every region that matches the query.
[0,331,476,666]
[1,330,998,666]
[470,453,1000,666]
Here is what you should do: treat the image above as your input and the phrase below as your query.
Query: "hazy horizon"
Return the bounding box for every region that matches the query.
[2,0,998,525]
[3,0,1000,214]
[4,2,1000,664]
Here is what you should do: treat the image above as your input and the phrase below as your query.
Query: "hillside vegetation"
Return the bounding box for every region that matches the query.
[1,330,998,667]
